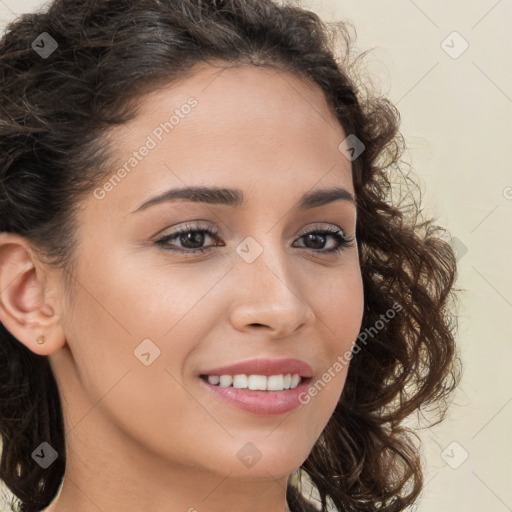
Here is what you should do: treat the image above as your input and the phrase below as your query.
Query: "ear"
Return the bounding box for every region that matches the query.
[0,232,67,356]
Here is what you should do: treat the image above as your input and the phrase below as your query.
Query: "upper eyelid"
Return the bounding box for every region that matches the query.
[160,220,349,235]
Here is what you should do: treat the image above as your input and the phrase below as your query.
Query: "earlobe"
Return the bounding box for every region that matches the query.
[0,232,66,355]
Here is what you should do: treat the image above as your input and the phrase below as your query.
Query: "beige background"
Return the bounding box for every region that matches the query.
[0,0,511,511]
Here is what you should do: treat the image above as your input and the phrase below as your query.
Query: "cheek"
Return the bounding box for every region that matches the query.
[319,262,365,349]
[304,263,364,406]
[104,253,230,337]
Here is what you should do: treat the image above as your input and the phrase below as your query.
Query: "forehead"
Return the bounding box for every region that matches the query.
[95,63,353,213]
[136,62,340,128]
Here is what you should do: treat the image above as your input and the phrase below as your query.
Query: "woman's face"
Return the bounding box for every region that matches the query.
[50,64,364,482]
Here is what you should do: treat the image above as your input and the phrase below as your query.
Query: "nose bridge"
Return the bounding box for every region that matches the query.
[237,231,292,294]
[231,232,314,333]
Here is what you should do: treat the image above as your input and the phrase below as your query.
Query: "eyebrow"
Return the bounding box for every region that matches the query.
[130,185,356,213]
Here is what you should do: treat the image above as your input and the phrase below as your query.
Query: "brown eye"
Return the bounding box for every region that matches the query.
[294,228,355,254]
[155,223,220,254]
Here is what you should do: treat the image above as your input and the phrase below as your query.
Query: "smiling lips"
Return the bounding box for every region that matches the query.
[198,358,313,415]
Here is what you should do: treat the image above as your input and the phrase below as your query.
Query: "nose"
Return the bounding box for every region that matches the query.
[228,240,316,337]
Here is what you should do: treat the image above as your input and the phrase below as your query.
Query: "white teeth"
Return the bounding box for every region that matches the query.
[267,374,284,391]
[207,375,220,385]
[233,374,248,388]
[203,373,303,391]
[248,375,267,390]
[218,375,233,387]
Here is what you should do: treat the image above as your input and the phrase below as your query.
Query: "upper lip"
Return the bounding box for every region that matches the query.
[199,358,313,378]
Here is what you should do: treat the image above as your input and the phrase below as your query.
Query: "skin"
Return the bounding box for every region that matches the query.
[0,63,364,512]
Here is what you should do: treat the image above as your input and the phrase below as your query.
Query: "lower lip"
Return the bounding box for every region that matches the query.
[198,376,312,416]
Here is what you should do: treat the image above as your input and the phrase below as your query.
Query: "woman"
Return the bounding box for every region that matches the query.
[0,0,462,511]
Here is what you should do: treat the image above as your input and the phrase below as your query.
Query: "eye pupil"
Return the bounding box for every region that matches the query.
[181,231,205,249]
[305,233,326,249]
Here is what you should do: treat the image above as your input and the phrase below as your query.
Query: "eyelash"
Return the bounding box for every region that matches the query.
[154,222,355,256]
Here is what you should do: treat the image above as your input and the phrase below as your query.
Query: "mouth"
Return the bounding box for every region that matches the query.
[196,357,314,415]
[197,373,313,416]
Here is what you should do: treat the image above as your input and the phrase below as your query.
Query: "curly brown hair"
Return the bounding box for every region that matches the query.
[0,0,463,511]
